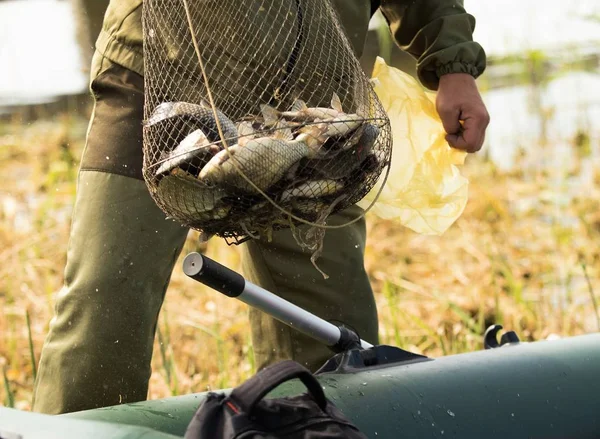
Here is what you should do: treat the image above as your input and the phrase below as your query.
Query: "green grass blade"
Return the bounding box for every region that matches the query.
[581,261,600,332]
[26,309,37,381]
[3,366,15,408]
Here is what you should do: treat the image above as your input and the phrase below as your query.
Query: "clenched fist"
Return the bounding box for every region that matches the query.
[436,73,490,153]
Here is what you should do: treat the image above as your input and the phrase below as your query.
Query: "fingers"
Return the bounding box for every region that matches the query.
[446,109,489,153]
[436,103,462,137]
[436,73,491,154]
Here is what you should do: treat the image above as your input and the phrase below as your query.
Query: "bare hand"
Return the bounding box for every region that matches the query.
[436,73,490,153]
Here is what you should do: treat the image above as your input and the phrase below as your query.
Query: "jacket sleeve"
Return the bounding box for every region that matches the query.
[379,0,486,90]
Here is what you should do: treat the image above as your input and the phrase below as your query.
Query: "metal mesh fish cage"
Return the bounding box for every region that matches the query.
[141,0,392,245]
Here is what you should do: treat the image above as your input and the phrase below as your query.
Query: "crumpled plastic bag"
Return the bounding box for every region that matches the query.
[357,57,469,235]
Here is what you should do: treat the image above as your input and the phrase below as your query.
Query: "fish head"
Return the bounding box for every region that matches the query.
[355,123,380,156]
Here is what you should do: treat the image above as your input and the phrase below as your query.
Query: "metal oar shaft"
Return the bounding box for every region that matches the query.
[182,252,373,350]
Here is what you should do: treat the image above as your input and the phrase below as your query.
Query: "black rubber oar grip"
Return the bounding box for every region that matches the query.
[182,252,245,297]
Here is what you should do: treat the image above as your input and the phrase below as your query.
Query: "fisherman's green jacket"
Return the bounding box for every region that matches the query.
[96,0,486,91]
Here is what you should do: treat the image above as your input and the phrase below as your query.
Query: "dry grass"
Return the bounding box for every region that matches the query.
[0,112,599,410]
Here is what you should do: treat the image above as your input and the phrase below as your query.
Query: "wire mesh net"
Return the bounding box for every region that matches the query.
[141,0,392,246]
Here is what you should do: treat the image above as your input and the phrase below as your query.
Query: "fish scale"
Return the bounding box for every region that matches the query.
[154,129,221,177]
[281,179,345,202]
[200,136,313,194]
[146,101,239,146]
[156,169,229,218]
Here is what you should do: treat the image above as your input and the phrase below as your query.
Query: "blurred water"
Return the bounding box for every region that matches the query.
[0,0,599,168]
[466,0,600,169]
[484,72,600,170]
[466,0,600,57]
[0,0,87,108]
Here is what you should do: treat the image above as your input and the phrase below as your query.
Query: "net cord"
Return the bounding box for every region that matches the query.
[180,0,391,231]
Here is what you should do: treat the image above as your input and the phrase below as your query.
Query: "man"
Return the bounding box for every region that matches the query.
[32,0,489,414]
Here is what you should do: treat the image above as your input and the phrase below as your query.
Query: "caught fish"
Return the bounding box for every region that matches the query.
[260,93,344,125]
[283,125,376,181]
[301,122,380,178]
[323,123,366,153]
[291,110,365,148]
[155,129,221,177]
[156,168,229,219]
[339,121,379,151]
[354,123,380,153]
[198,145,243,180]
[145,101,238,146]
[289,122,374,171]
[280,179,345,202]
[290,199,329,216]
[301,153,363,180]
[315,118,377,153]
[343,153,381,192]
[308,114,363,140]
[200,126,324,194]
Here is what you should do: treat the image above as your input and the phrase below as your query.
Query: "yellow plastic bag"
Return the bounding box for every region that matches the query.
[357,57,469,235]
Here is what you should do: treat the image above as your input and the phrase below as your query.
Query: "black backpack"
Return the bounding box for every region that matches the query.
[183,360,368,439]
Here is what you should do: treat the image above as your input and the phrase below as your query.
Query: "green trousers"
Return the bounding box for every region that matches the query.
[31,53,379,414]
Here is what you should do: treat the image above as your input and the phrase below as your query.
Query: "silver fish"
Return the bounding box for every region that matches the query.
[293,114,365,149]
[202,139,310,193]
[260,93,344,125]
[146,101,238,146]
[198,145,243,180]
[156,168,229,218]
[282,122,380,182]
[313,114,363,139]
[155,129,221,177]
[353,122,380,152]
[304,123,380,178]
[327,123,367,152]
[280,179,344,202]
[199,126,324,194]
[338,121,379,151]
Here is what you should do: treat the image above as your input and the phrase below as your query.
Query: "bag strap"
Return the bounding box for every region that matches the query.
[228,360,328,414]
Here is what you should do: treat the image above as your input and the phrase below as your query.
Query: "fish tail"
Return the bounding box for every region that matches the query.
[330,92,343,113]
[145,102,177,126]
[260,104,281,127]
[290,99,308,112]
